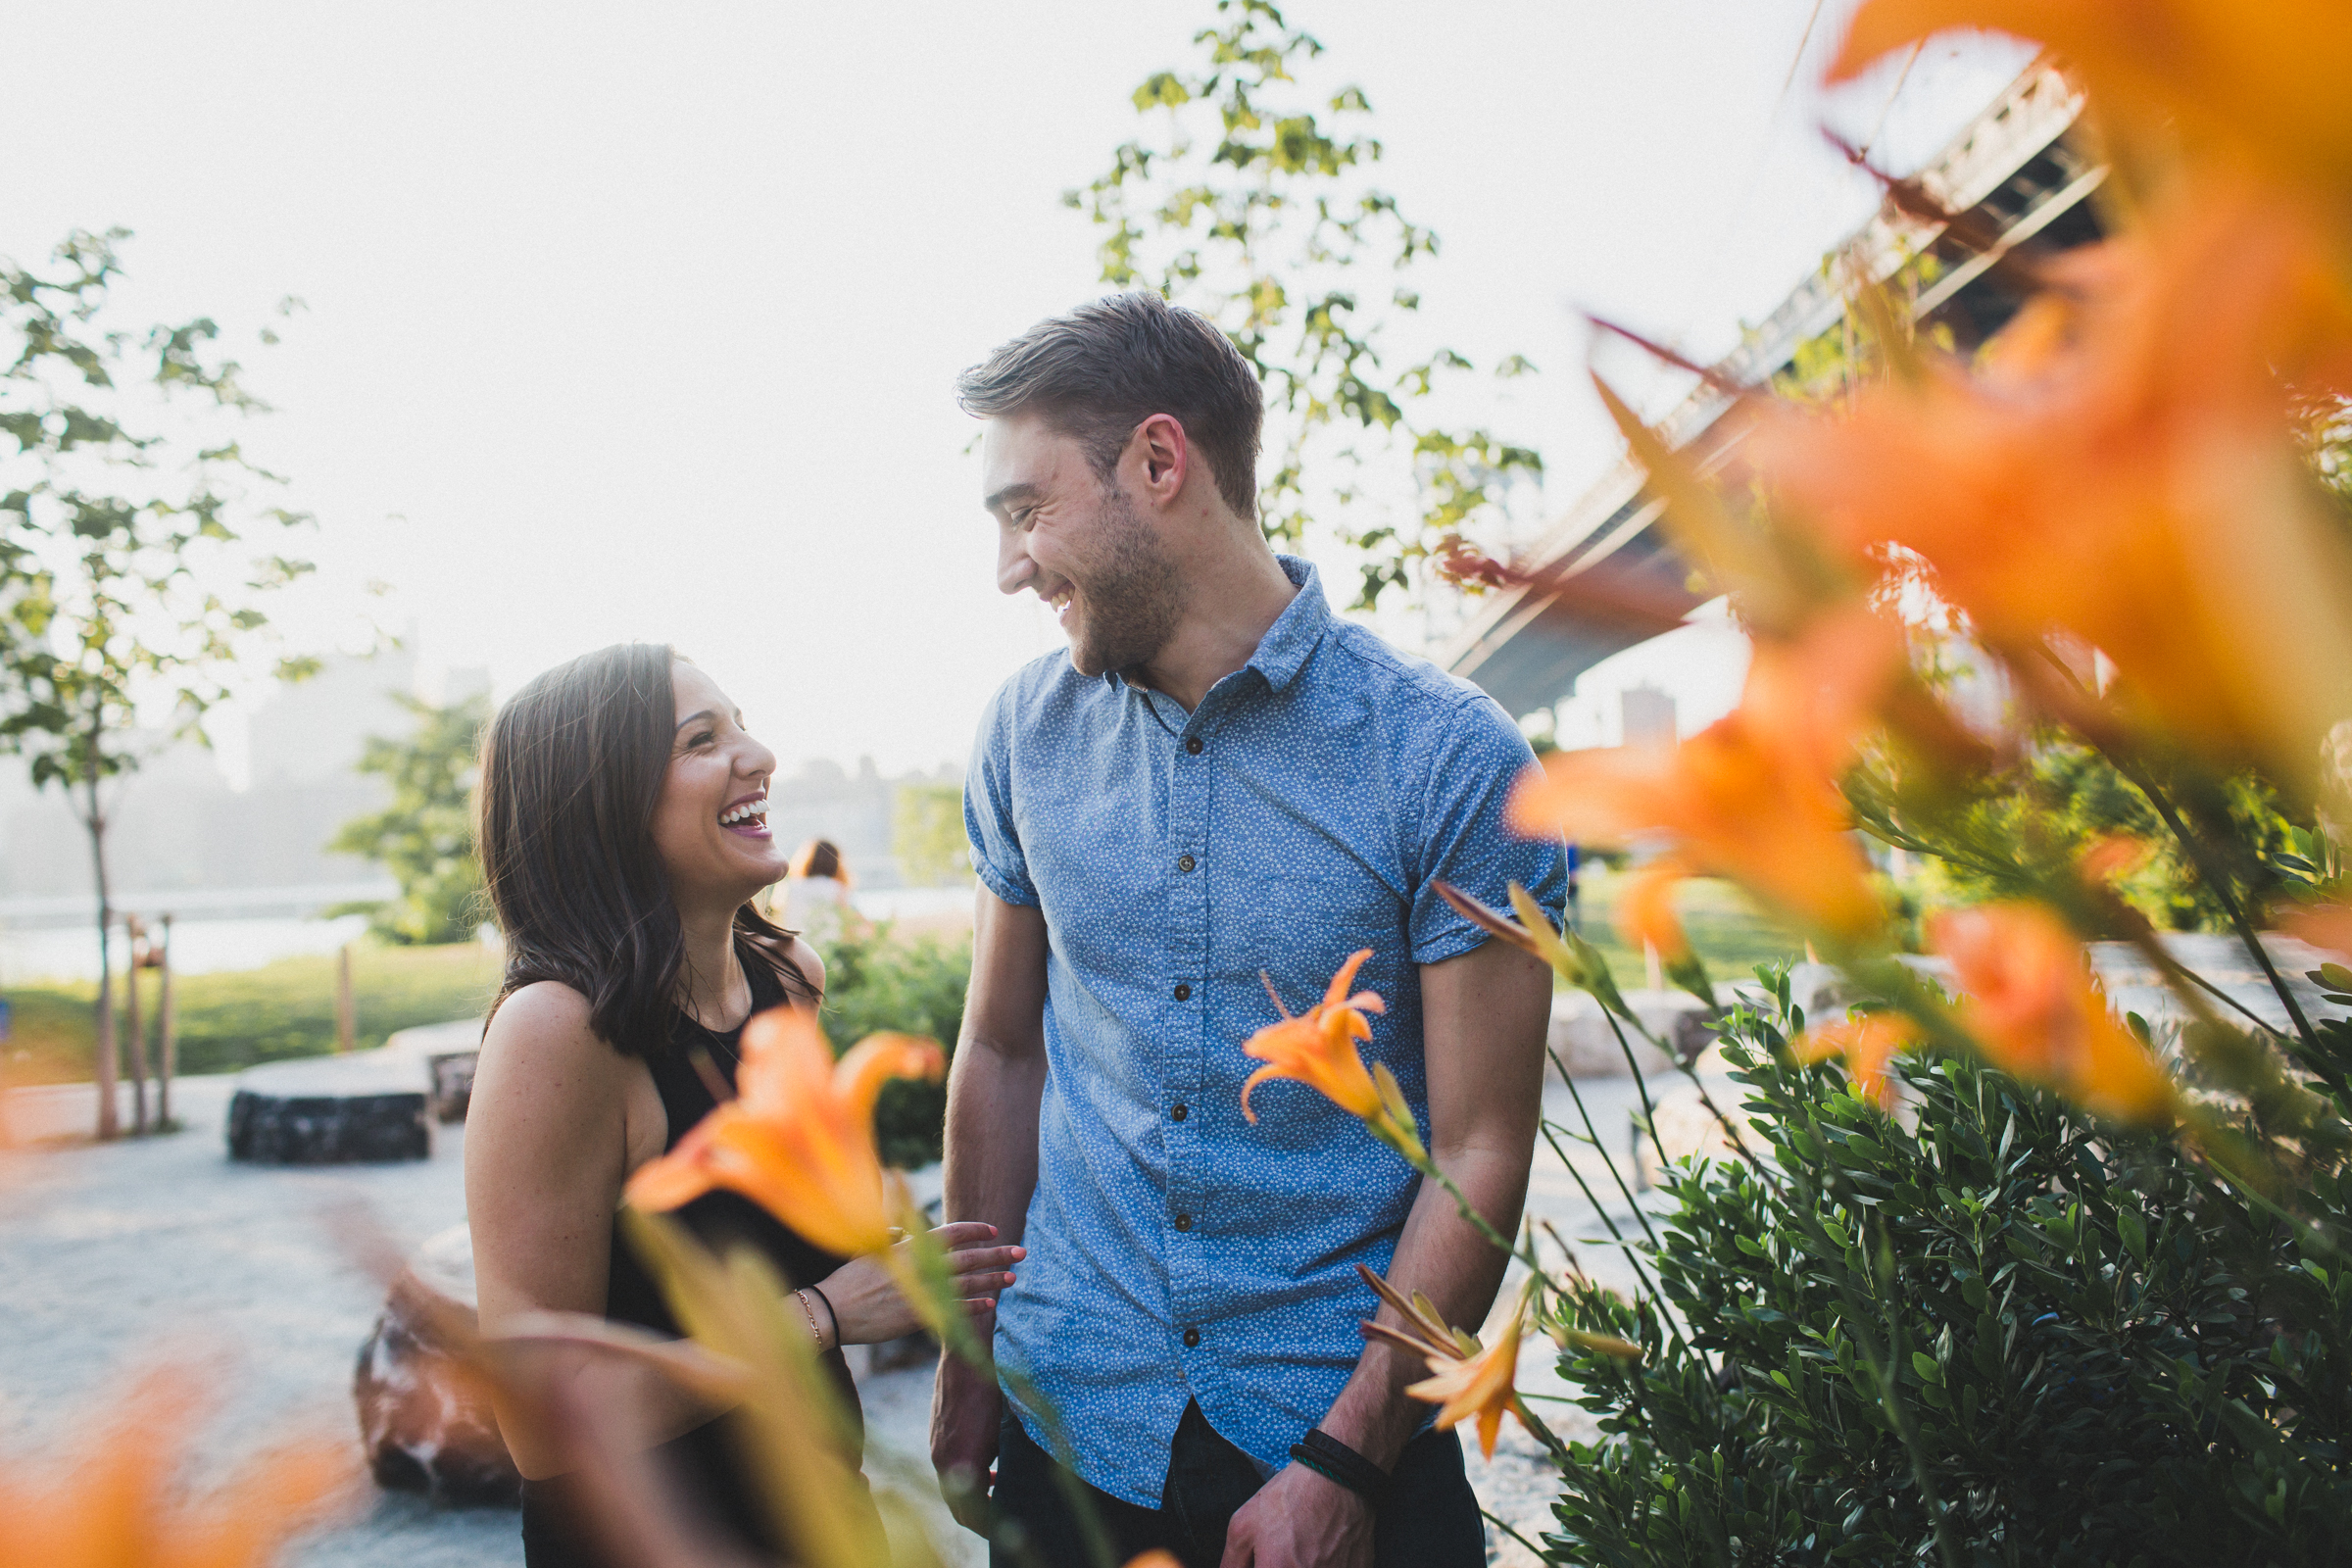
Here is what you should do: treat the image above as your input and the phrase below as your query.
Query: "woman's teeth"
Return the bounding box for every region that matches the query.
[719,800,767,828]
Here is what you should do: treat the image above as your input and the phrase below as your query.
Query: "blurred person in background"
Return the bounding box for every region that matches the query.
[466,643,1020,1568]
[779,836,854,949]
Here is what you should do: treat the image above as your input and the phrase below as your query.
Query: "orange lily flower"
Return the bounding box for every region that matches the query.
[1241,950,1425,1161]
[0,1369,353,1568]
[1356,1266,1540,1460]
[1930,903,2180,1124]
[1617,859,1692,966]
[626,1005,943,1258]
[1829,1,2352,200]
[1793,1014,1922,1110]
[2281,904,2352,964]
[1751,182,2352,790]
[1510,614,1897,945]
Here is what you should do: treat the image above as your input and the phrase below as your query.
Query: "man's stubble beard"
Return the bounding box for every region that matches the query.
[1066,484,1185,680]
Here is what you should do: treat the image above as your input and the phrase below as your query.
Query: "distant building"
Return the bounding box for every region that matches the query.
[1620,686,1678,750]
[1443,64,2103,721]
[248,648,419,786]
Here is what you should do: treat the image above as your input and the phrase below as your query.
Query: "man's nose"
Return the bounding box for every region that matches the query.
[998,533,1037,597]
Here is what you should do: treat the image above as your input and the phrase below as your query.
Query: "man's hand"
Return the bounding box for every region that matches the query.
[1219,1464,1374,1568]
[931,1348,1004,1534]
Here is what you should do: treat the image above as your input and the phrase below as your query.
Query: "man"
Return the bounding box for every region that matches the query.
[932,291,1564,1568]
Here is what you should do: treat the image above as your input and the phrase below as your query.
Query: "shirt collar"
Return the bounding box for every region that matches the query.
[1245,555,1329,694]
[1102,554,1331,697]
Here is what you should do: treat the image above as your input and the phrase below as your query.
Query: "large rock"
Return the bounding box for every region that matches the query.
[1547,990,1717,1078]
[225,1051,432,1163]
[385,1019,488,1125]
[354,1223,520,1506]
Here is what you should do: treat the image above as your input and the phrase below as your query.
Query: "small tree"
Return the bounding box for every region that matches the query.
[0,229,316,1139]
[1070,0,1543,610]
[892,780,973,888]
[328,691,490,945]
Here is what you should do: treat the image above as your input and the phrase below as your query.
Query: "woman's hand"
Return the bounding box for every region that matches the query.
[815,1222,1022,1348]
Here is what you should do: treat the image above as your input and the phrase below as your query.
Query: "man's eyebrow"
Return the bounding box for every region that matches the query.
[984,480,1044,515]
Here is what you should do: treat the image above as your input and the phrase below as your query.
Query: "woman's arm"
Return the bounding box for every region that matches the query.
[466,982,722,1479]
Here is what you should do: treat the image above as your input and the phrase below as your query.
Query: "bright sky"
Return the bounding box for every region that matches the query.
[0,1,2030,778]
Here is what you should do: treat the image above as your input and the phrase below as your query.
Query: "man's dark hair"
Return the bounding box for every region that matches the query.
[956,292,1264,521]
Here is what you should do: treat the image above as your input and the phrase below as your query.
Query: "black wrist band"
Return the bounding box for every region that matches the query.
[1289,1428,1387,1501]
[808,1284,840,1347]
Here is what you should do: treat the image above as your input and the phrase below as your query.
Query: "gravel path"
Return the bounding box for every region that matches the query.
[1,1066,1673,1566]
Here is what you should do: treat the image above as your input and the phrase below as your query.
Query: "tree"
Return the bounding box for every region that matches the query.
[1070,0,1542,610]
[0,229,317,1139]
[328,691,490,945]
[891,780,972,888]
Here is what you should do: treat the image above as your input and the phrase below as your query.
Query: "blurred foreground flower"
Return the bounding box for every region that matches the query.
[1508,613,1895,950]
[1241,950,1424,1161]
[1793,1014,1923,1111]
[625,1004,942,1258]
[0,1369,354,1568]
[1931,903,2180,1124]
[1750,178,2352,791]
[2282,904,2352,964]
[1831,0,2352,198]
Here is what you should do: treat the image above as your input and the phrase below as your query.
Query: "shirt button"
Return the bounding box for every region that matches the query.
[1173,983,1192,1001]
[1183,1327,1201,1348]
[1176,855,1196,873]
[1174,1212,1193,1232]
[1171,1102,1188,1122]
[1185,737,1203,755]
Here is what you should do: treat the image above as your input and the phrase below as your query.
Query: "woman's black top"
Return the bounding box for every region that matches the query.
[519,950,865,1567]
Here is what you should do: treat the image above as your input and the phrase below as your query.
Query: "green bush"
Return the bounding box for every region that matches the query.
[1544,967,2352,1567]
[2,942,500,1083]
[815,922,970,1168]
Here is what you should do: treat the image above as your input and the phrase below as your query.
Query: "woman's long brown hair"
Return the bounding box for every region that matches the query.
[476,642,812,1054]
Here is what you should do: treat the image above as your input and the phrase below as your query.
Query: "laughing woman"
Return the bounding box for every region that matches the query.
[465,643,1017,1567]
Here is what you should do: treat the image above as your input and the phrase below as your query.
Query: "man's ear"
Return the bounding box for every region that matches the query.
[1129,413,1189,507]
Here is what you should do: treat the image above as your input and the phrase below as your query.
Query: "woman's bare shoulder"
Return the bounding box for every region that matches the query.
[476,982,623,1097]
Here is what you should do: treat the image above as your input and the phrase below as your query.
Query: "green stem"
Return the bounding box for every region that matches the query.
[1554,1049,1664,1253]
[2107,749,2326,1062]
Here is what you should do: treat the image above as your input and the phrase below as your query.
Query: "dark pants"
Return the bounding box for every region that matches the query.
[989,1401,1485,1568]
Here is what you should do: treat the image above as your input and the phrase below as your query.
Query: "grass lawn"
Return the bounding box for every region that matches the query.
[1564,868,1804,989]
[1,941,501,1084]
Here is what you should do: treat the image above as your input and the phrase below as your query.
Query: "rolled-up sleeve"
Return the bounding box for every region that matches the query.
[964,682,1041,908]
[1406,691,1568,964]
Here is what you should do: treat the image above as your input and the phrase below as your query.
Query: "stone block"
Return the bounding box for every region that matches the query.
[224,1051,432,1164]
[1547,990,1717,1078]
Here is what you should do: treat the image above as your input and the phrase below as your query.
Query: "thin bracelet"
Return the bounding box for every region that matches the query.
[808,1284,841,1348]
[794,1289,829,1351]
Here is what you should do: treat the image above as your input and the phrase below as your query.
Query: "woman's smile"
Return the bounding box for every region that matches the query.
[718,790,770,838]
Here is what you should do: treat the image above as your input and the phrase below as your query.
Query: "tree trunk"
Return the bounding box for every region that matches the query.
[84,770,118,1143]
[157,915,175,1129]
[123,913,148,1136]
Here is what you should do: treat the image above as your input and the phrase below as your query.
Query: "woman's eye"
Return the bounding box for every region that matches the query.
[691,730,716,749]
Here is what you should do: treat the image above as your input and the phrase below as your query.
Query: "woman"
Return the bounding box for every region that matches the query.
[464,643,1016,1566]
[778,837,854,948]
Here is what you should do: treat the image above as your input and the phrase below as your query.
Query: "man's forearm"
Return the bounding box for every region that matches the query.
[1311,1142,1532,1468]
[942,1037,1047,1243]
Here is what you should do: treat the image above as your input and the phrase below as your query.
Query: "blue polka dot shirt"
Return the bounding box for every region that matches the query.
[963,555,1568,1505]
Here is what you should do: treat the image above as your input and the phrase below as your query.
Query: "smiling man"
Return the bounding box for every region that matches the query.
[932,292,1564,1568]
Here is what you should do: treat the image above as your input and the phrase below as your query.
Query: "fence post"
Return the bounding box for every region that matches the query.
[336,944,356,1054]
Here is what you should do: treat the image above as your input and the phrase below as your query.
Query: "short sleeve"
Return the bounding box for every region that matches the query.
[963,681,1041,909]
[1407,691,1568,964]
